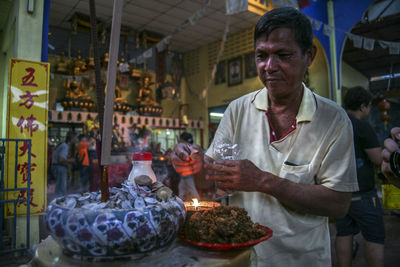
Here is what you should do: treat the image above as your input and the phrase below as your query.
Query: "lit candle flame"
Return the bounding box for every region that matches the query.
[192,198,199,210]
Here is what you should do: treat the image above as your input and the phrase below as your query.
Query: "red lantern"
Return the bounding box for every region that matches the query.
[378,99,391,130]
[380,113,390,122]
[378,99,391,111]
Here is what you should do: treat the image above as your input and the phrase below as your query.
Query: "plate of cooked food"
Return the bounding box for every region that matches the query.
[180,205,273,251]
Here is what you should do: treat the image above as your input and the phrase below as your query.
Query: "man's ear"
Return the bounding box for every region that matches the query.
[306,45,317,66]
[359,103,368,112]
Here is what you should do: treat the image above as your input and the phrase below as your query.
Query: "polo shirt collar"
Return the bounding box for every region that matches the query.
[251,83,315,122]
[297,84,316,122]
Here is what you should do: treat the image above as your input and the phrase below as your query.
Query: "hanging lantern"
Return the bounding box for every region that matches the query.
[378,99,391,130]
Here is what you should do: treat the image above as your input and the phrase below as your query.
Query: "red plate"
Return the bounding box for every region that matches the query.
[179,225,273,251]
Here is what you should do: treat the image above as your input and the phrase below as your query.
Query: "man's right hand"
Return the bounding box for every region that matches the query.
[171,143,203,176]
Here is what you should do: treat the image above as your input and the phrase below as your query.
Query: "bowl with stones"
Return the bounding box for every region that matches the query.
[44,176,186,258]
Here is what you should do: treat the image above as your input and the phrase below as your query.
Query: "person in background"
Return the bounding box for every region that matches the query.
[177,132,200,201]
[335,86,384,267]
[47,139,56,196]
[47,139,55,182]
[172,7,358,266]
[88,134,101,191]
[382,127,400,188]
[77,134,90,192]
[51,131,78,197]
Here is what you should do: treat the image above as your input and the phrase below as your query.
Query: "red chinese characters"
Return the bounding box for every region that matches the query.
[16,189,38,208]
[16,142,38,208]
[17,161,37,185]
[14,66,42,210]
[19,141,37,158]
[19,90,38,109]
[21,67,38,87]
[16,115,39,137]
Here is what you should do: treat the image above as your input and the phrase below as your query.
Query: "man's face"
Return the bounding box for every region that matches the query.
[360,102,372,120]
[255,28,315,98]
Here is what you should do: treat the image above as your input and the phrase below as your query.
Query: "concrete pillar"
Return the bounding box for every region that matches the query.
[0,0,45,249]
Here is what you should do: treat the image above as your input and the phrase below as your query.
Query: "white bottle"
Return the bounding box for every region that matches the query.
[128,152,157,184]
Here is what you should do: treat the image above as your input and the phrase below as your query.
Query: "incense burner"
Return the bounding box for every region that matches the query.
[44,181,186,258]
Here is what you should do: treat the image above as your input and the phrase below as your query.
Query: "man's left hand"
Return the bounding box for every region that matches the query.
[204,159,269,192]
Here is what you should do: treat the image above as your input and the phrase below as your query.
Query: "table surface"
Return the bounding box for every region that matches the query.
[30,236,255,267]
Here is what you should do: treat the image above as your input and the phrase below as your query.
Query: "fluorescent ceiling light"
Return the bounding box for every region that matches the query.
[210,112,224,117]
[370,72,400,82]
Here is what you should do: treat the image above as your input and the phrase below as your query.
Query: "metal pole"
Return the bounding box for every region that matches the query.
[101,0,124,166]
[100,0,124,201]
[26,139,31,250]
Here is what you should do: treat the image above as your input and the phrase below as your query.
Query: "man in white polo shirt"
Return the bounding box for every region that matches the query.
[172,6,358,266]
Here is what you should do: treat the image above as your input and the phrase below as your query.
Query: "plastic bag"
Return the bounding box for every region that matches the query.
[213,142,240,160]
[211,142,240,203]
[382,184,400,210]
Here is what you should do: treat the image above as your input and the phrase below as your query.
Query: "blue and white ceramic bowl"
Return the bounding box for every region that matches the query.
[44,182,186,258]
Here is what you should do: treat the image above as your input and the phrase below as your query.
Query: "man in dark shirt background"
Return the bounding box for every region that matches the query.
[335,86,384,267]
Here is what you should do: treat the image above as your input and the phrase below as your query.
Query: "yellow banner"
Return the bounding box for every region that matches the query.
[6,58,49,217]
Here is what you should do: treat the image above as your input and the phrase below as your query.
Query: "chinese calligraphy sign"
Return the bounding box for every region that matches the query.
[6,58,49,217]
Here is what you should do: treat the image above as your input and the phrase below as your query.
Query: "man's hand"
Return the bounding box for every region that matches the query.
[204,158,350,218]
[204,159,271,192]
[171,143,202,176]
[382,127,400,187]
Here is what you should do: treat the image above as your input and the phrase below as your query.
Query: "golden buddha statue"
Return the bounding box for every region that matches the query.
[115,73,128,104]
[88,56,95,69]
[103,75,128,105]
[137,72,159,106]
[65,76,92,101]
[73,66,80,76]
[88,46,95,70]
[74,51,87,74]
[55,52,68,74]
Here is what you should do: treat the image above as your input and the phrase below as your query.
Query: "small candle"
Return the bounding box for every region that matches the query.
[192,198,199,211]
[184,198,220,217]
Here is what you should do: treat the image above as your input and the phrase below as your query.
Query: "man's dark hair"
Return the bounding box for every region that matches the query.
[180,132,193,144]
[343,86,372,111]
[66,131,77,143]
[254,7,314,54]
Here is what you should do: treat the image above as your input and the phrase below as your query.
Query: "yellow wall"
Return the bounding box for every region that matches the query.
[0,0,44,249]
[208,67,263,108]
[309,38,330,98]
[341,61,369,89]
[182,47,210,146]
